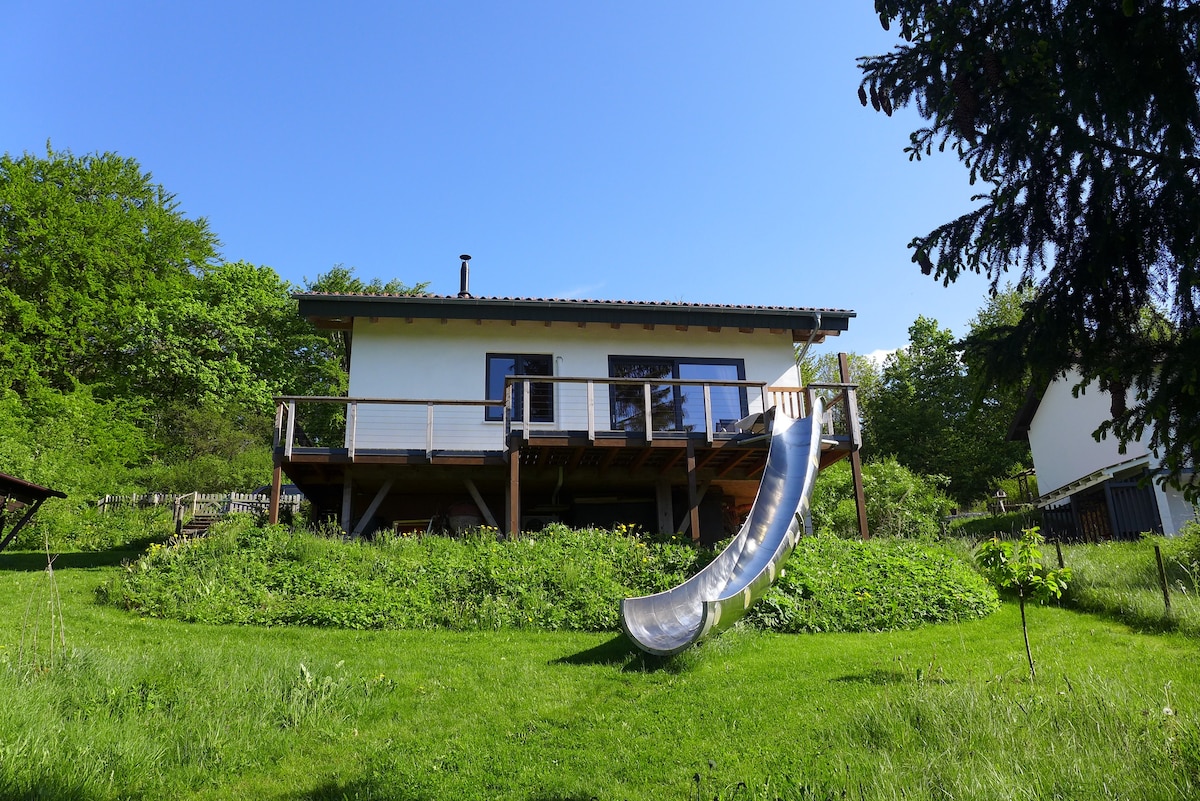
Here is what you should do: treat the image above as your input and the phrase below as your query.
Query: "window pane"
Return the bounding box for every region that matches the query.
[485,356,518,421]
[488,354,554,423]
[679,362,745,433]
[610,359,675,432]
[521,355,554,423]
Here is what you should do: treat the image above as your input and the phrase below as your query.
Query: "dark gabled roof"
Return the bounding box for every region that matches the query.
[1007,386,1045,442]
[295,293,855,341]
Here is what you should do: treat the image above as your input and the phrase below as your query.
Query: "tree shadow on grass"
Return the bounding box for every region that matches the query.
[0,540,158,572]
[832,669,909,686]
[288,779,599,801]
[283,778,435,801]
[552,634,694,674]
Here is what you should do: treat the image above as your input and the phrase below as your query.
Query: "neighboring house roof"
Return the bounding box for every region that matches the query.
[0,471,67,503]
[296,293,854,343]
[1007,386,1044,442]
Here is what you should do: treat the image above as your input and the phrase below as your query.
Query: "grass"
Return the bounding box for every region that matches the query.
[2,543,1199,799]
[1060,534,1200,636]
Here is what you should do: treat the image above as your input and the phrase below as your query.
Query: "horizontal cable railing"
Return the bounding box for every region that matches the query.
[275,377,860,456]
[274,396,507,458]
[503,376,770,444]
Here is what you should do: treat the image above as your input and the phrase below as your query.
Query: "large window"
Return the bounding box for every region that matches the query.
[486,353,554,422]
[608,356,746,433]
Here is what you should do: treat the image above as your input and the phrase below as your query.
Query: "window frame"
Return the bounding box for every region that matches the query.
[607,355,747,432]
[485,353,555,422]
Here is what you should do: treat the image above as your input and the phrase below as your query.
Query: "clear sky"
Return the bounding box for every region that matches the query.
[4,0,999,360]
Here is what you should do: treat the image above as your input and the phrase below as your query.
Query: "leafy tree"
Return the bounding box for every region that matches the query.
[302,265,428,374]
[867,316,1029,507]
[0,386,148,498]
[859,1,1200,494]
[0,147,218,396]
[810,457,952,539]
[976,527,1071,682]
[116,261,344,413]
[798,350,881,407]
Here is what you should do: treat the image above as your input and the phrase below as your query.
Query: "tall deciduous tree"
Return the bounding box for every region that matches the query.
[859,1,1200,493]
[0,147,218,395]
[868,316,1029,506]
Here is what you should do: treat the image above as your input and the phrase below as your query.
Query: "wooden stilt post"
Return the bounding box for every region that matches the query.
[839,353,870,540]
[341,472,354,534]
[508,443,521,539]
[687,439,701,542]
[655,479,673,535]
[268,460,283,525]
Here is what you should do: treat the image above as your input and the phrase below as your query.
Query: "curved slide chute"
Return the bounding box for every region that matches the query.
[620,400,825,656]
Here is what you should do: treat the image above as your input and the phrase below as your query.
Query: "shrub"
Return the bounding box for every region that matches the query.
[11,504,174,552]
[811,458,953,539]
[104,521,996,634]
[746,535,998,632]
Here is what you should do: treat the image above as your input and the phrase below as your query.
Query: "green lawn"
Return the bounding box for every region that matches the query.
[2,547,1198,800]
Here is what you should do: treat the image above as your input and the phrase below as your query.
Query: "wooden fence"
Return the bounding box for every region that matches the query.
[98,491,303,519]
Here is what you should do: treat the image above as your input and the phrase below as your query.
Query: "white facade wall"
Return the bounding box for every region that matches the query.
[1027,370,1153,496]
[1028,369,1198,535]
[345,317,806,451]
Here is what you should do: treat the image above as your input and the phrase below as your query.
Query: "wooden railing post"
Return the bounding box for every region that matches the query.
[284,400,296,459]
[643,383,654,440]
[426,402,435,460]
[703,384,714,444]
[586,380,596,442]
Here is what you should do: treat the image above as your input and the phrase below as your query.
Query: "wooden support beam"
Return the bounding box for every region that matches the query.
[508,446,521,539]
[677,482,709,538]
[629,447,655,472]
[464,479,498,528]
[599,448,621,473]
[686,440,701,542]
[567,447,586,470]
[656,480,673,535]
[661,449,685,472]
[351,479,394,539]
[840,352,870,540]
[341,473,354,533]
[697,448,723,471]
[268,461,283,525]
[716,449,754,478]
[0,498,45,552]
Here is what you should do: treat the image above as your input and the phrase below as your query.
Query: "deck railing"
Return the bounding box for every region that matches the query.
[274,376,860,457]
[768,381,862,449]
[503,376,770,444]
[273,396,505,459]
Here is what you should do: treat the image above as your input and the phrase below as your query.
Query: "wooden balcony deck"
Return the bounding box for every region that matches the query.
[268,376,860,539]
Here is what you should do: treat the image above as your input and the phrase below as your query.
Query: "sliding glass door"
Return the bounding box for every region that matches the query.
[608,357,746,433]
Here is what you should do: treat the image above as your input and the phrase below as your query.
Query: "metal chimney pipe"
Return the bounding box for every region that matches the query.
[458,254,472,298]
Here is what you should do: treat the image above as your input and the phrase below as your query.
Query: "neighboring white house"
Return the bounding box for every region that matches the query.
[271,288,858,541]
[1011,368,1197,539]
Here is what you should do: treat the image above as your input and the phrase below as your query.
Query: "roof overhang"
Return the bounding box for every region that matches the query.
[1035,455,1151,508]
[296,294,854,343]
[0,471,67,504]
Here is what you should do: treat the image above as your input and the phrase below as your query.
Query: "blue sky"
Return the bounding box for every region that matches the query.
[5,1,998,359]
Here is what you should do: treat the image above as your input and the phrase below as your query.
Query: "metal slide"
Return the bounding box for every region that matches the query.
[620,400,825,656]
